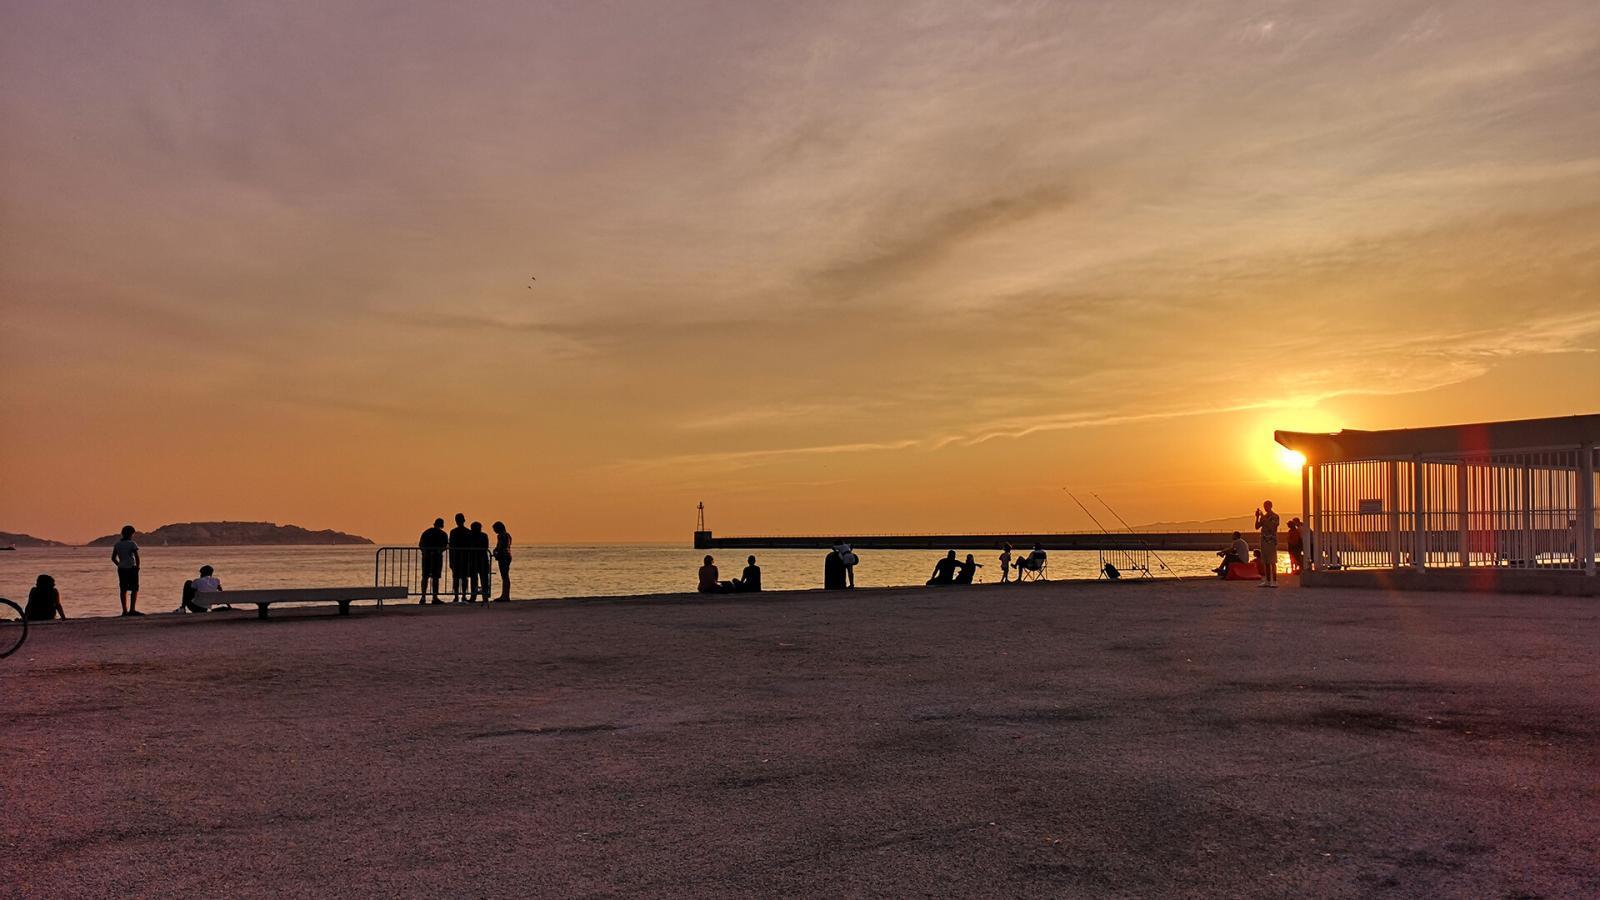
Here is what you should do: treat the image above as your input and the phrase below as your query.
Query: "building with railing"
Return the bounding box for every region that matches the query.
[1276,414,1599,595]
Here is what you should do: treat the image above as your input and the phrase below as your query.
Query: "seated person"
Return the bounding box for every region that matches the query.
[697,555,733,594]
[1214,531,1251,577]
[24,574,66,621]
[1014,543,1047,576]
[927,550,960,586]
[733,555,762,592]
[953,553,982,584]
[182,565,225,612]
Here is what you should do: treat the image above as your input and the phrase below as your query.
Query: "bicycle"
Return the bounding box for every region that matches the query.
[0,597,26,659]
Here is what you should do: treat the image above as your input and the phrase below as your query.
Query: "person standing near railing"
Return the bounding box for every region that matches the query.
[469,521,492,602]
[448,513,471,602]
[419,518,449,605]
[492,521,512,602]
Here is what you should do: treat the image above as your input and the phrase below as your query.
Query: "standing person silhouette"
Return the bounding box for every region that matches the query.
[447,513,471,602]
[831,540,858,588]
[491,521,512,602]
[419,518,449,604]
[111,525,142,616]
[469,521,491,602]
[1255,500,1281,588]
[998,543,1013,583]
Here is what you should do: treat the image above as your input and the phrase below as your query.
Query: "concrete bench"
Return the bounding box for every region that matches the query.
[210,586,409,619]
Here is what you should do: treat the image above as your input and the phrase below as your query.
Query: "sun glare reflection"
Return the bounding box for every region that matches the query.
[1277,447,1307,472]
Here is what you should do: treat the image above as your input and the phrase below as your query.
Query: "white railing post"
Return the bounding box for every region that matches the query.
[1412,455,1426,571]
[1580,443,1596,577]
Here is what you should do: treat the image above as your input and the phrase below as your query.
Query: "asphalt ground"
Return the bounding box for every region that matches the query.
[3,578,1597,898]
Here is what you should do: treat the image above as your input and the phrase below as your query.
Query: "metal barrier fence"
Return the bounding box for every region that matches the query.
[1310,447,1597,573]
[375,546,496,599]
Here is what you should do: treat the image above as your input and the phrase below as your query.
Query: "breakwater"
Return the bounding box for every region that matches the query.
[694,531,1246,552]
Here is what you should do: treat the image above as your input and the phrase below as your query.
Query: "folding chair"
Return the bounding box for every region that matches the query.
[1018,556,1048,582]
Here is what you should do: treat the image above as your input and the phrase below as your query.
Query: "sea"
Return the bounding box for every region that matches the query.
[0,544,1225,619]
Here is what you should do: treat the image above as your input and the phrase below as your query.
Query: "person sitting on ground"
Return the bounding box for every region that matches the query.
[1014,543,1047,578]
[698,555,733,594]
[831,540,858,588]
[25,574,65,621]
[998,543,1013,583]
[927,550,961,586]
[734,555,762,592]
[181,565,224,613]
[953,553,982,584]
[1214,531,1251,578]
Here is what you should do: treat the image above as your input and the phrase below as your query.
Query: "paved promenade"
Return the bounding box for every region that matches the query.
[4,580,1597,898]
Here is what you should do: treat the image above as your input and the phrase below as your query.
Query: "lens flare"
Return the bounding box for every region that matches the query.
[1277,447,1307,472]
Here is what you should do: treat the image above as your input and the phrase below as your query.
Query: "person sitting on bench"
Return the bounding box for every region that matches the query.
[927,550,960,586]
[181,565,227,613]
[1214,532,1250,578]
[1014,544,1047,577]
[953,553,982,584]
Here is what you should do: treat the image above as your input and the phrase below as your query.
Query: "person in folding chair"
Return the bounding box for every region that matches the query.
[1014,543,1048,581]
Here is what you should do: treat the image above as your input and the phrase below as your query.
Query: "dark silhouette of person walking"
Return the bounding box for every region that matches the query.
[448,513,471,602]
[111,525,142,616]
[419,518,449,604]
[491,521,512,602]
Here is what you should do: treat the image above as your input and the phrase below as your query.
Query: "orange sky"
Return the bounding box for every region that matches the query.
[3,2,1598,544]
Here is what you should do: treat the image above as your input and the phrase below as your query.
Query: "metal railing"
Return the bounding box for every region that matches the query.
[1308,446,1597,575]
[375,546,496,599]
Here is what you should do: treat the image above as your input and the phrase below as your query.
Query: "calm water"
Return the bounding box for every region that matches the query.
[0,545,1224,619]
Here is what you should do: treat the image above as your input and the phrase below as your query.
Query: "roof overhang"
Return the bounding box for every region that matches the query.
[1275,414,1600,464]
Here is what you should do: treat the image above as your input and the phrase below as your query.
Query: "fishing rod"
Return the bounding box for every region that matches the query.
[1092,492,1176,577]
[1064,489,1143,579]
[1064,489,1116,536]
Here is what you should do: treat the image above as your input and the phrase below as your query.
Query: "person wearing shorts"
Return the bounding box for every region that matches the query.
[111,525,142,616]
[1255,500,1281,588]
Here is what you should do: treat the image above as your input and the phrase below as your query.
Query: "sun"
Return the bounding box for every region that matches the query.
[1277,447,1307,473]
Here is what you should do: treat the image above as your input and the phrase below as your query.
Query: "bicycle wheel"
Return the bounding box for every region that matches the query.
[0,598,26,659]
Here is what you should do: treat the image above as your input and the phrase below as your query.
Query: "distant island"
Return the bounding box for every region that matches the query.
[84,521,373,547]
[0,530,70,548]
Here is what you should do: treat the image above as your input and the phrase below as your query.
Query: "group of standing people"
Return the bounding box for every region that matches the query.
[418,514,512,604]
